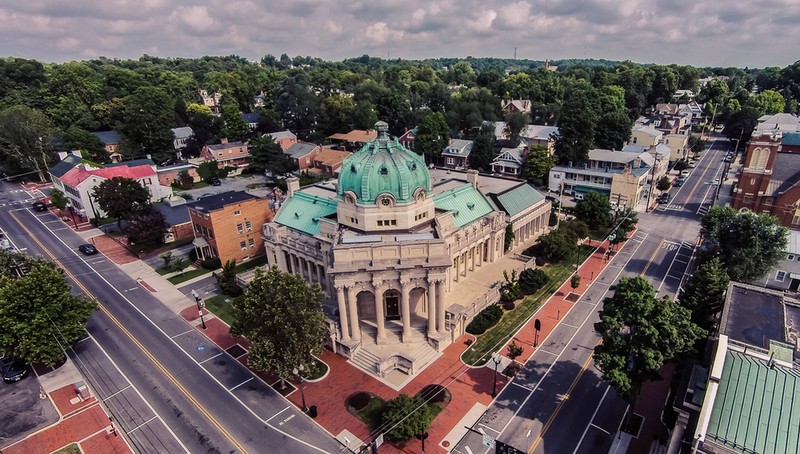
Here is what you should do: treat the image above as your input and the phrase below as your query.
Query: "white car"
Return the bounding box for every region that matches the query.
[688,161,697,168]
[712,178,720,185]
[680,170,690,177]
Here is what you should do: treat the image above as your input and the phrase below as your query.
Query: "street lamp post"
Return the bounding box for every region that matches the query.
[191,289,207,330]
[292,364,309,412]
[65,202,78,228]
[491,353,502,397]
[416,431,429,453]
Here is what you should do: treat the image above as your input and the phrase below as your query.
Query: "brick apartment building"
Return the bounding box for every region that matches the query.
[200,139,251,174]
[189,191,272,265]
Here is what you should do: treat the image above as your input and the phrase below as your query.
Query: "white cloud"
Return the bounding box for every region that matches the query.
[169,5,215,35]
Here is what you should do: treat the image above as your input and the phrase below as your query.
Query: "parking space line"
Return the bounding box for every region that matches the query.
[200,353,223,365]
[229,377,254,391]
[128,415,158,433]
[170,329,194,339]
[102,385,132,402]
[590,423,610,435]
[535,348,559,357]
[265,406,290,423]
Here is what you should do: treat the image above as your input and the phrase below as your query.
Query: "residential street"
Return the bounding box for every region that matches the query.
[453,136,733,454]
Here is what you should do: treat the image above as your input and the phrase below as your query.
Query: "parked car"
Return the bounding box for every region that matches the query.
[545,195,560,207]
[1,356,28,383]
[207,177,221,186]
[688,161,697,168]
[658,193,671,204]
[680,170,690,177]
[78,244,97,255]
[723,155,732,162]
[712,178,720,185]
[0,238,12,251]
[674,179,683,187]
[32,201,47,212]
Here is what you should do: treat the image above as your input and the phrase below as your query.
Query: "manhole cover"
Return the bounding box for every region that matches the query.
[226,344,247,358]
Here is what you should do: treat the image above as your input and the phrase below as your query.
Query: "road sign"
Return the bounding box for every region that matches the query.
[534,319,541,331]
[483,434,495,447]
[375,434,384,447]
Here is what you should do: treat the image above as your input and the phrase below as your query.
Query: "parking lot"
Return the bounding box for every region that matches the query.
[0,367,58,448]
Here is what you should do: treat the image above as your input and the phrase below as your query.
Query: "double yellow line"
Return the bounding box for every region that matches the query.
[527,352,595,453]
[10,211,247,454]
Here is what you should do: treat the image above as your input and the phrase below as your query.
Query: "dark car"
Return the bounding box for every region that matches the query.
[208,177,221,186]
[658,193,671,204]
[78,244,97,255]
[673,179,683,187]
[545,195,560,207]
[1,357,28,383]
[32,201,47,212]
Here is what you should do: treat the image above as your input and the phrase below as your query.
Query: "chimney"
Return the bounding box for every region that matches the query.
[57,151,68,161]
[146,154,152,161]
[287,177,300,197]
[466,169,479,189]
[221,138,229,144]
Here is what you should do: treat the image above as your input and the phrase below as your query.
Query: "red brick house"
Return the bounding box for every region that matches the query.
[731,131,800,228]
[285,143,321,171]
[200,139,251,173]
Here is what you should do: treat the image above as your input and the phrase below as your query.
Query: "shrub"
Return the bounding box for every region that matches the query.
[347,391,372,411]
[519,268,550,294]
[188,248,198,262]
[201,257,222,269]
[507,341,524,362]
[467,303,504,335]
[503,300,516,310]
[548,212,558,226]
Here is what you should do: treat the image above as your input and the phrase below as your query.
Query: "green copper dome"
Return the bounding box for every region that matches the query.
[337,121,431,204]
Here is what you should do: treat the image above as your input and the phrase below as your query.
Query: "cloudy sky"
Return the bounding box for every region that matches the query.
[2,0,799,68]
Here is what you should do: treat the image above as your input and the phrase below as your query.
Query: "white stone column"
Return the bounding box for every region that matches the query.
[336,286,350,342]
[454,255,460,282]
[400,281,412,341]
[347,286,360,342]
[436,280,446,333]
[427,279,437,336]
[374,285,386,343]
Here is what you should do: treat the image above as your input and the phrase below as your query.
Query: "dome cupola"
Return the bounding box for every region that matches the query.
[337,121,431,205]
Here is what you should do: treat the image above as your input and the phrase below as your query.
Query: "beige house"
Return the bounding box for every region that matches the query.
[629,126,663,147]
[261,122,551,380]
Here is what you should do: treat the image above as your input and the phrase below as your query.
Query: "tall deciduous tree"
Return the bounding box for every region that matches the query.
[0,252,96,366]
[124,209,168,246]
[381,394,435,441]
[594,277,704,409]
[249,135,297,176]
[230,266,326,388]
[220,98,249,141]
[469,126,494,172]
[574,191,612,228]
[522,145,556,186]
[50,188,68,210]
[91,176,151,227]
[504,112,529,146]
[415,112,450,164]
[554,82,597,164]
[0,105,57,181]
[119,86,176,163]
[700,206,788,281]
[678,258,730,330]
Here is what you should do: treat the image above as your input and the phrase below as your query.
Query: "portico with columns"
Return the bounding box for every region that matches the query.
[261,121,551,381]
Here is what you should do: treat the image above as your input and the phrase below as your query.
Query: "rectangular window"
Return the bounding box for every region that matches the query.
[237,223,243,234]
[377,220,384,226]
[248,238,255,248]
[240,241,247,250]
[390,219,397,226]
[245,221,252,231]
[234,210,241,216]
[776,270,786,282]
[789,254,796,261]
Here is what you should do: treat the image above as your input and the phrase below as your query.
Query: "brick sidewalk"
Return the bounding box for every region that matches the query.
[181,237,626,454]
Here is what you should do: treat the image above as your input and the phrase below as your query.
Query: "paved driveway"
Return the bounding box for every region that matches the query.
[177,173,271,200]
[0,370,58,448]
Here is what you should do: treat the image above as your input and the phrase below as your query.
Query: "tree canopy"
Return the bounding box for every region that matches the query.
[249,135,297,176]
[91,176,151,225]
[415,111,450,165]
[574,191,612,228]
[230,266,326,387]
[381,394,435,441]
[0,251,96,366]
[700,206,788,281]
[594,277,704,404]
[678,257,730,330]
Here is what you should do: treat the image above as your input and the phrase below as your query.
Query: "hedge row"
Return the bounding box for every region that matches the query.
[466,303,504,335]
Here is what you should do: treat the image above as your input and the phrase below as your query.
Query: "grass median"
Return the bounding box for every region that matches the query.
[461,245,594,367]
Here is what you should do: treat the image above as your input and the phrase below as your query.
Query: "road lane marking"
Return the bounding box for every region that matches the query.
[560,322,580,329]
[572,385,611,453]
[170,329,194,339]
[102,385,132,401]
[229,377,254,391]
[512,382,535,392]
[128,416,158,433]
[590,423,610,435]
[12,210,246,454]
[528,353,595,453]
[535,349,558,357]
[265,406,290,423]
[640,239,664,277]
[200,352,224,364]
[478,423,500,433]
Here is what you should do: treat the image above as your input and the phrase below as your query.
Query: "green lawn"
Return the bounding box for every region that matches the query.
[203,294,238,326]
[53,444,80,454]
[233,255,268,273]
[305,357,329,380]
[461,245,594,367]
[167,267,213,285]
[356,396,387,429]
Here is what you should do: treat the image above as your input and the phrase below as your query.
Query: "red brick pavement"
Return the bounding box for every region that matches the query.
[192,235,673,454]
[91,234,139,264]
[80,429,130,453]
[3,402,128,454]
[49,384,96,417]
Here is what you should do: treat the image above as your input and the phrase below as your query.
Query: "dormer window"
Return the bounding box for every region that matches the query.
[380,166,388,175]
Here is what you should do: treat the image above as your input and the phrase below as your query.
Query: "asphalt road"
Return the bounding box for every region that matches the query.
[0,182,344,453]
[453,136,733,454]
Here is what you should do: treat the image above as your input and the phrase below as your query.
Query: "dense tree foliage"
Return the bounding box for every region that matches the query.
[594,277,704,406]
[699,206,788,281]
[522,145,557,186]
[230,266,326,388]
[124,209,168,246]
[91,176,151,226]
[574,191,612,228]
[678,257,730,330]
[249,135,297,175]
[415,112,450,164]
[0,251,96,366]
[381,393,435,441]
